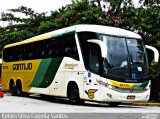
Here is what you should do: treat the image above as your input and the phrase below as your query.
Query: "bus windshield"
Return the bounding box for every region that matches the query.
[99,35,149,80]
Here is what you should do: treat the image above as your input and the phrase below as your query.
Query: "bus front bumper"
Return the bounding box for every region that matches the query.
[99,87,150,102]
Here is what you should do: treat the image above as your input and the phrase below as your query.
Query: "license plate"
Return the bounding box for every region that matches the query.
[127,95,135,99]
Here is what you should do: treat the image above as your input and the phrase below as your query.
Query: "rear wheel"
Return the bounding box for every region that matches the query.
[9,80,29,96]
[9,80,16,96]
[15,80,29,96]
[15,81,22,96]
[68,84,84,105]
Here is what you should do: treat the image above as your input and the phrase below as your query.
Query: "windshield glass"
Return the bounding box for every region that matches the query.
[126,39,149,78]
[99,35,149,79]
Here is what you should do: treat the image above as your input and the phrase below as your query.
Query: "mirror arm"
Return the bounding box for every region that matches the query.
[88,40,107,58]
[145,45,159,62]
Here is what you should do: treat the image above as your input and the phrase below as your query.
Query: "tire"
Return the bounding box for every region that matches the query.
[9,81,17,96]
[108,102,121,107]
[15,81,22,96]
[9,80,28,96]
[15,81,29,96]
[68,84,84,105]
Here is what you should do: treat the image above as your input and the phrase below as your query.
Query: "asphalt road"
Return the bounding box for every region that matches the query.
[0,94,160,119]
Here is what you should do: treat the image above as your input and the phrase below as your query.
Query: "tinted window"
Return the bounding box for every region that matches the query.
[78,32,98,69]
[88,43,100,74]
[3,33,79,62]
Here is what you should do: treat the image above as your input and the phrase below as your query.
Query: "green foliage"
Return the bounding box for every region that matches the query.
[0,30,34,52]
[150,61,160,79]
[38,21,55,33]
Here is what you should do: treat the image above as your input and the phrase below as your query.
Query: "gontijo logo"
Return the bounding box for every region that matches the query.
[12,63,32,70]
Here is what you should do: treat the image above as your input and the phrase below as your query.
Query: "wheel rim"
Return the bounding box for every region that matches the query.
[71,89,78,101]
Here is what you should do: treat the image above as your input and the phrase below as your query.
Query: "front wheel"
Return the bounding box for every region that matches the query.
[68,84,84,105]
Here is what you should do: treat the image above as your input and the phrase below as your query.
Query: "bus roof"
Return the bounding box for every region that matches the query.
[4,24,141,48]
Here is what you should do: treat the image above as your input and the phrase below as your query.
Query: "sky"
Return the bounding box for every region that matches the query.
[0,0,72,27]
[0,0,140,27]
[0,0,72,13]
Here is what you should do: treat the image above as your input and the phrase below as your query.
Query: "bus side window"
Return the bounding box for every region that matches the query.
[41,50,46,58]
[3,33,79,61]
[18,54,23,61]
[77,32,98,69]
[41,43,48,58]
[88,43,100,74]
[45,41,54,58]
[25,44,34,60]
[48,40,56,57]
[17,46,23,61]
[48,50,53,57]
[63,34,79,60]
[12,47,19,61]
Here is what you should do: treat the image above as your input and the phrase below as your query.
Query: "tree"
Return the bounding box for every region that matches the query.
[0,0,110,53]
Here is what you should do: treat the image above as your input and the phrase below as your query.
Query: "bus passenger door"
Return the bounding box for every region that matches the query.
[83,43,101,100]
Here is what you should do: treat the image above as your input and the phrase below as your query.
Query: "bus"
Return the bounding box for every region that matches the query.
[1,25,159,106]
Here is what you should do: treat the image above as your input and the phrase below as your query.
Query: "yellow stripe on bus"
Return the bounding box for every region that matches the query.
[109,80,134,88]
[4,35,52,48]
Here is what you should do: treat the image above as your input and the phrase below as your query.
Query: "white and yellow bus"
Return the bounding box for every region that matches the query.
[2,25,159,106]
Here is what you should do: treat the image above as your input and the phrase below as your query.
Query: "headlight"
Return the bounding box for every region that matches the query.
[98,80,108,87]
[108,84,113,89]
[97,80,116,89]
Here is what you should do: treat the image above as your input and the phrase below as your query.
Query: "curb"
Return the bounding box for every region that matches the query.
[122,102,160,107]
